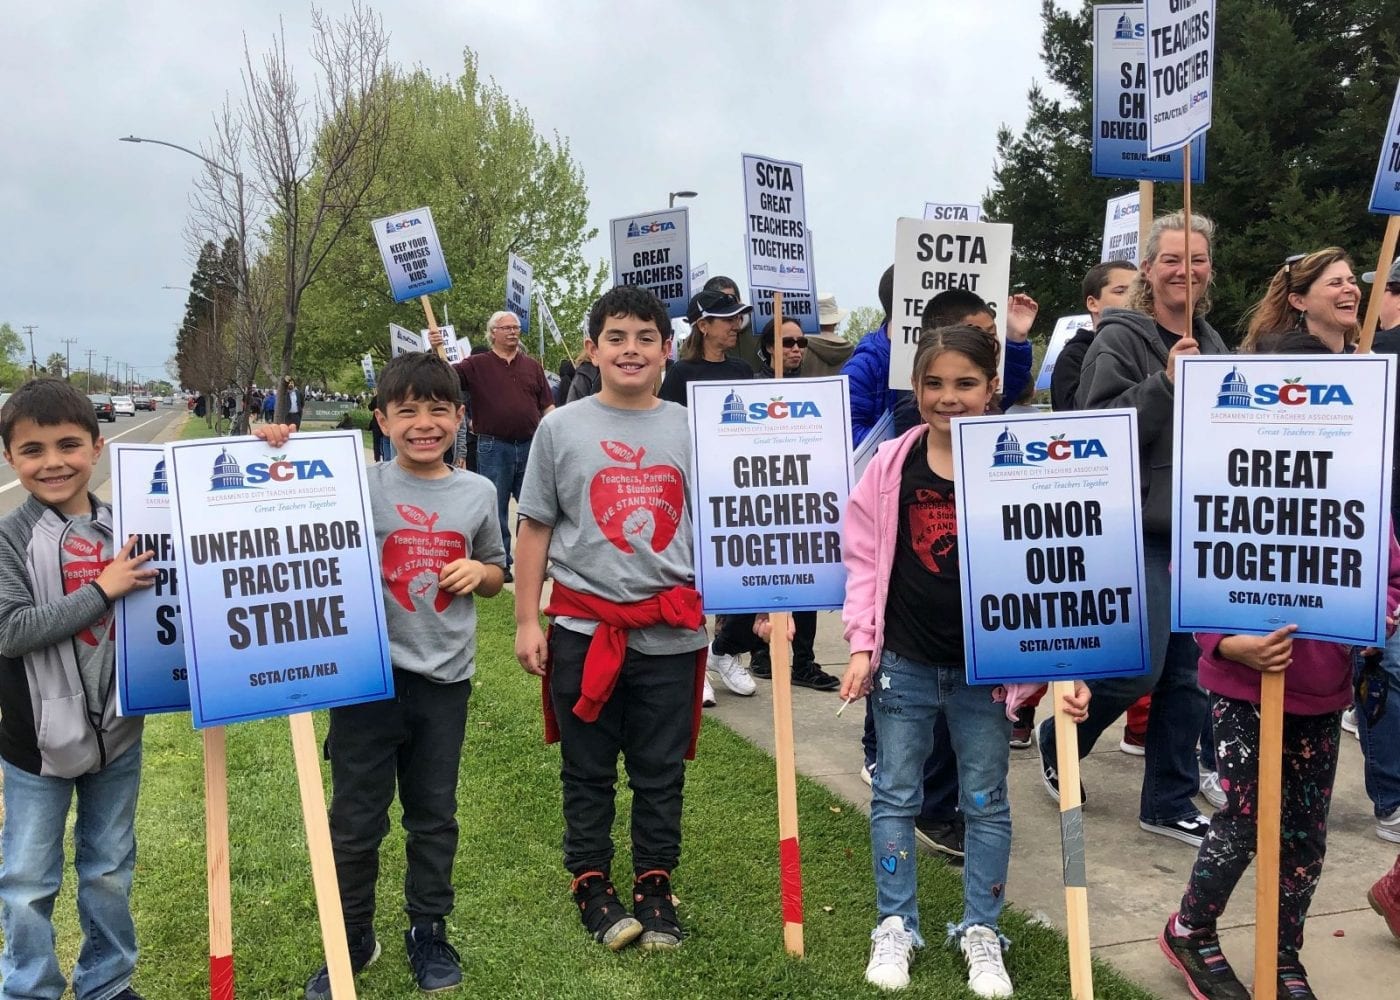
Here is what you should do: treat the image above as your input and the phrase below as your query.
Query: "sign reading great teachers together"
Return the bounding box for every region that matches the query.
[610,208,691,319]
[1142,0,1216,155]
[164,431,393,728]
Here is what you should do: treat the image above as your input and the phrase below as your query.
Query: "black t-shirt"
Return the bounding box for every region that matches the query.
[659,357,754,405]
[1155,322,1180,354]
[882,436,965,666]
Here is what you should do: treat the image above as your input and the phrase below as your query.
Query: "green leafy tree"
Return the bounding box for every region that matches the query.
[843,306,885,342]
[985,0,1400,344]
[0,323,29,388]
[44,352,66,378]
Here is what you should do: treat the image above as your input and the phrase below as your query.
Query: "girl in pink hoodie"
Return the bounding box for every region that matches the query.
[840,325,1090,997]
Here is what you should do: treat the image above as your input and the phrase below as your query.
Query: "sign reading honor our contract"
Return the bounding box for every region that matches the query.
[1172,355,1397,645]
[112,445,189,716]
[610,208,691,319]
[164,431,393,728]
[742,153,812,294]
[688,377,853,614]
[952,410,1150,685]
[1142,0,1216,155]
[370,206,452,302]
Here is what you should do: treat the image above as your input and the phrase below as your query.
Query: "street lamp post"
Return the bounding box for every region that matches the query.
[668,190,698,209]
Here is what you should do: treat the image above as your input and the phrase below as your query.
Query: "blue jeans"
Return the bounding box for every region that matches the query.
[1357,627,1400,818]
[1039,534,1206,825]
[0,746,142,1000]
[475,434,530,569]
[861,698,960,823]
[869,650,1012,945]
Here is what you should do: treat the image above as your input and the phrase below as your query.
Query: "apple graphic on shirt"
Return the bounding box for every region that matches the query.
[381,504,467,612]
[588,440,684,555]
[61,536,112,646]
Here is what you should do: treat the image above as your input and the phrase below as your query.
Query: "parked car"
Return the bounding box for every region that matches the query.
[134,395,156,411]
[89,393,117,422]
[112,395,136,416]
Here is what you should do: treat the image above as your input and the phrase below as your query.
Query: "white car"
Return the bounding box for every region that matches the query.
[112,395,136,416]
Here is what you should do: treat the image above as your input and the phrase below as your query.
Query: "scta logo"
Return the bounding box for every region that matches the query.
[746,397,821,420]
[627,219,676,238]
[244,455,335,484]
[385,217,422,234]
[1026,434,1108,462]
[1255,378,1354,407]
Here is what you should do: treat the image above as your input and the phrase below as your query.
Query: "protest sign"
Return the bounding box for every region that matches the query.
[539,297,565,347]
[688,377,852,614]
[742,153,811,293]
[923,202,982,223]
[421,323,463,363]
[1370,80,1400,215]
[112,445,189,716]
[389,323,421,358]
[611,208,691,319]
[506,253,533,335]
[1142,0,1215,155]
[1091,4,1206,182]
[1035,315,1093,393]
[852,409,896,482]
[889,218,1013,387]
[951,409,1149,685]
[361,354,376,389]
[164,431,393,728]
[1101,191,1141,265]
[750,230,819,335]
[1171,355,1396,644]
[691,261,709,289]
[370,206,451,302]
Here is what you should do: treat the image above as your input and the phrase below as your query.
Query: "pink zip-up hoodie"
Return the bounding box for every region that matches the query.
[842,423,1041,718]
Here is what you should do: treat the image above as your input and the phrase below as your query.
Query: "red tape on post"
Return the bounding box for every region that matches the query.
[209,953,235,1000]
[779,836,804,924]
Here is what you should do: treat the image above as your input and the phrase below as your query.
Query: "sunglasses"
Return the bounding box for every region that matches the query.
[1281,252,1310,292]
[781,337,809,348]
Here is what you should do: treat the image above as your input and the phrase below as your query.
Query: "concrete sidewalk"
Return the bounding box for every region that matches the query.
[702,611,1400,998]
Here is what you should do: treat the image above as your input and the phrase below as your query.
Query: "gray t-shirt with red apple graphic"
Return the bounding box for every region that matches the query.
[368,461,506,683]
[518,397,708,655]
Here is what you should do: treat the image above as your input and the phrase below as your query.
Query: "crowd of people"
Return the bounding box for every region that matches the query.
[5,209,1400,1000]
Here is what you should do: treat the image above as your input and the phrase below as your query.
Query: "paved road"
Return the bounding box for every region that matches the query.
[0,406,187,516]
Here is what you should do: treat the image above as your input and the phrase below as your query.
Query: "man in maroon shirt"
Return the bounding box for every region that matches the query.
[448,310,553,579]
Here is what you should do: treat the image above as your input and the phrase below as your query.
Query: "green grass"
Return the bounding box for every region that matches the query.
[25,597,1156,1000]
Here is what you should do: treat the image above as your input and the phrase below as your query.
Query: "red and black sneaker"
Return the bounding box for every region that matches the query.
[1158,913,1249,1000]
[633,870,683,951]
[571,871,642,951]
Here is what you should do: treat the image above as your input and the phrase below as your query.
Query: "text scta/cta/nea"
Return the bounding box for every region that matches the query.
[710,453,843,568]
[184,521,366,650]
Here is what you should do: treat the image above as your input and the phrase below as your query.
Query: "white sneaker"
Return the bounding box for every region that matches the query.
[701,676,716,708]
[1379,805,1400,845]
[960,925,1013,998]
[709,652,756,696]
[1199,769,1227,810]
[865,915,914,990]
[1342,707,1359,737]
[860,763,876,787]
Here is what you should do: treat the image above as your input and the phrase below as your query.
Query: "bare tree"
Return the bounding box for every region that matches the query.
[241,2,392,421]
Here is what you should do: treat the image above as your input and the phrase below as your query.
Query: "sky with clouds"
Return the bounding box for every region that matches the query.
[0,0,1059,384]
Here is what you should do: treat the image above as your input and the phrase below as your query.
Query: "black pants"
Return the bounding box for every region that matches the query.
[549,627,694,876]
[326,669,471,926]
[712,611,817,665]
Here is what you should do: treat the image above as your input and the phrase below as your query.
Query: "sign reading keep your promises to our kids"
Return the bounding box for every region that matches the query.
[952,410,1150,685]
[164,431,394,727]
[1172,355,1396,645]
[112,445,189,716]
[610,207,691,319]
[1142,0,1215,155]
[742,153,811,294]
[1092,4,1206,182]
[371,206,452,302]
[688,377,852,614]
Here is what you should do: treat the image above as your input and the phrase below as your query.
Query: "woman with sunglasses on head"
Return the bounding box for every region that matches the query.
[1241,247,1360,354]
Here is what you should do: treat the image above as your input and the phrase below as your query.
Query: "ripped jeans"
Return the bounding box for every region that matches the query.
[869,649,1012,945]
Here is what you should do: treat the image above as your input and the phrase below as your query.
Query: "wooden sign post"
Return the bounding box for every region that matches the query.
[1138,181,1154,263]
[421,295,447,361]
[203,728,235,1000]
[1253,671,1284,1000]
[1052,683,1093,999]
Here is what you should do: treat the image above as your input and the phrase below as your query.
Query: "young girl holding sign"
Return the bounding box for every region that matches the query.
[840,325,1091,997]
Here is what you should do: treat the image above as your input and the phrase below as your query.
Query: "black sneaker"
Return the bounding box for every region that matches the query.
[1036,720,1087,805]
[750,651,772,679]
[1157,914,1250,1000]
[571,870,642,950]
[791,661,841,691]
[914,815,965,863]
[1139,814,1211,848]
[404,920,462,993]
[633,870,682,951]
[1009,705,1035,749]
[111,991,146,1000]
[305,924,381,1000]
[1277,955,1318,999]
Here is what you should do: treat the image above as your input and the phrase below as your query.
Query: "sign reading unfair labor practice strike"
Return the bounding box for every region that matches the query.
[742,154,812,293]
[952,410,1150,685]
[371,206,452,302]
[112,445,189,715]
[1142,0,1216,155]
[1172,355,1396,645]
[610,208,691,319]
[1092,4,1206,181]
[688,377,853,613]
[164,431,393,727]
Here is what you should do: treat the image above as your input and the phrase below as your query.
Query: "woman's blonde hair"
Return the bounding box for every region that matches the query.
[1127,210,1217,317]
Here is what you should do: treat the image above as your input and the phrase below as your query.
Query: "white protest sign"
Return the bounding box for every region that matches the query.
[370,206,452,302]
[952,409,1149,685]
[112,445,189,716]
[691,261,709,289]
[688,377,852,613]
[538,297,565,347]
[360,355,377,389]
[389,323,422,358]
[1370,79,1400,214]
[1172,355,1396,644]
[1101,191,1141,265]
[750,230,819,335]
[1142,0,1216,155]
[610,208,691,319]
[420,324,463,363]
[506,254,533,334]
[1035,315,1094,393]
[742,153,811,293]
[890,218,1013,389]
[852,409,896,482]
[923,202,982,223]
[164,431,394,728]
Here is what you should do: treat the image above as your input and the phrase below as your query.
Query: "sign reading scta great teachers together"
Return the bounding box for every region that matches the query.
[742,153,812,294]
[164,431,393,728]
[688,377,853,614]
[1172,355,1396,645]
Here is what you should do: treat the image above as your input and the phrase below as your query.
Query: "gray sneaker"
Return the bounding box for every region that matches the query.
[305,924,381,1000]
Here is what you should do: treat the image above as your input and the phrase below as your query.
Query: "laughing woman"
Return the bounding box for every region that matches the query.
[1241,247,1361,354]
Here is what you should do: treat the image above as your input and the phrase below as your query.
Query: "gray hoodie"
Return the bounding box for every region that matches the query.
[1076,307,1228,536]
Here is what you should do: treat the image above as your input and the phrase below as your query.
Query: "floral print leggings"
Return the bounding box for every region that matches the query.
[1178,694,1341,956]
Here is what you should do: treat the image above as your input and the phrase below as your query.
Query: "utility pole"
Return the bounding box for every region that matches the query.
[21,326,37,378]
[61,337,77,383]
[103,355,111,392]
[85,349,95,392]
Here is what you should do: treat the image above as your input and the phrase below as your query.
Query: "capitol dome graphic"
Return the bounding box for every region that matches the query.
[1216,367,1252,409]
[720,390,748,425]
[992,426,1025,467]
[210,449,247,490]
[1115,14,1136,39]
[149,459,168,495]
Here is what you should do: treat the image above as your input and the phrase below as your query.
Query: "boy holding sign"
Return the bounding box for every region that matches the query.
[514,286,708,952]
[0,379,158,1000]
